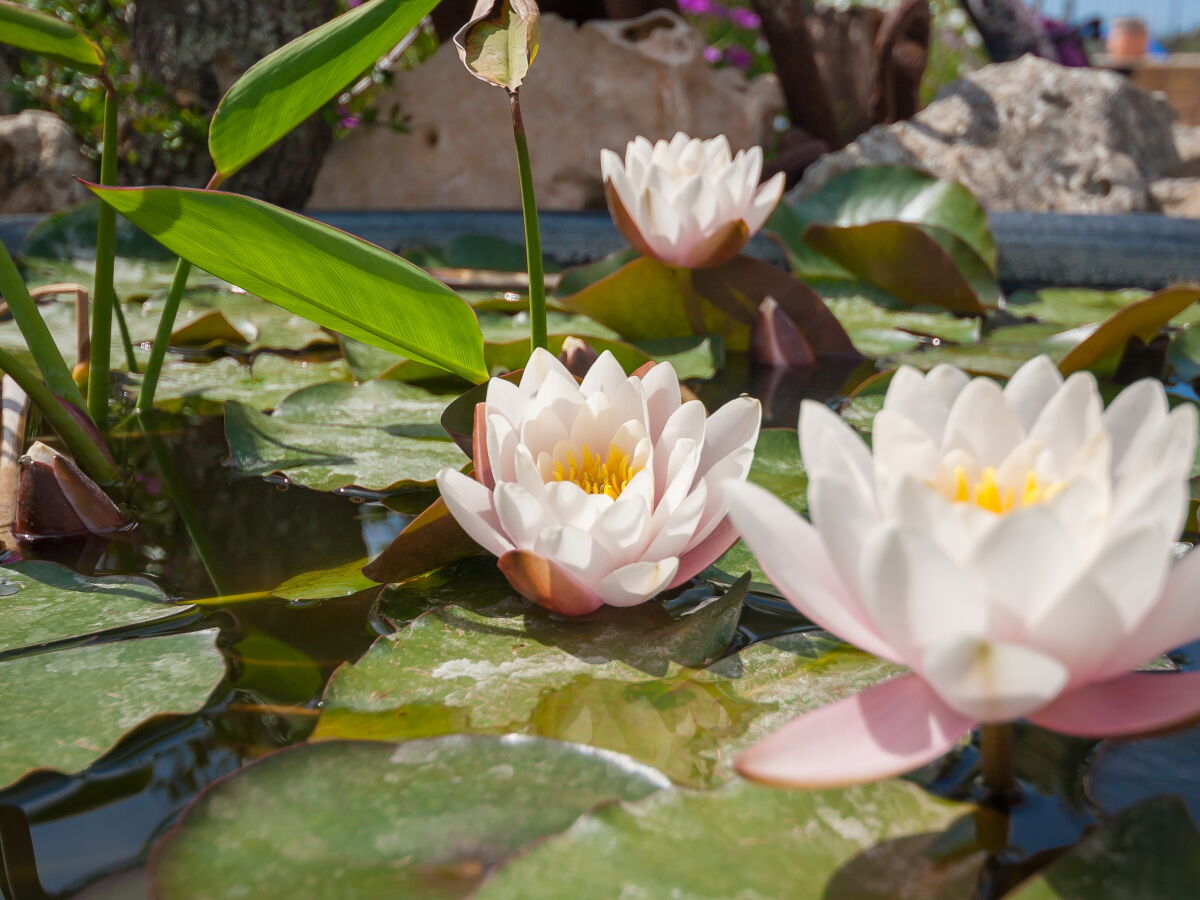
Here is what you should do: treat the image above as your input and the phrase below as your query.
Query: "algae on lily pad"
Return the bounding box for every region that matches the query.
[151,736,666,900]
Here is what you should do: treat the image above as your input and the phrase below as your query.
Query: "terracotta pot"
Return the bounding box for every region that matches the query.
[1107,17,1148,62]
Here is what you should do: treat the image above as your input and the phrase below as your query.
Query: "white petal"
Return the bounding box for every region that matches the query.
[1003,355,1063,432]
[641,362,682,441]
[534,525,615,583]
[942,376,1024,466]
[1103,378,1168,471]
[436,469,512,558]
[644,482,708,560]
[799,400,873,493]
[724,481,899,661]
[591,490,652,561]
[1028,371,1104,468]
[520,347,574,396]
[922,639,1070,722]
[871,409,941,495]
[485,377,525,427]
[494,482,551,548]
[579,350,627,397]
[699,396,761,474]
[597,558,679,607]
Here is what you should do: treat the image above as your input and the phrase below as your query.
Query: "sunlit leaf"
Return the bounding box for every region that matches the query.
[209,0,441,177]
[1057,285,1200,375]
[771,166,997,275]
[560,255,858,356]
[475,776,972,900]
[272,558,377,601]
[0,629,224,787]
[0,0,103,73]
[87,185,488,382]
[151,736,666,899]
[454,0,540,91]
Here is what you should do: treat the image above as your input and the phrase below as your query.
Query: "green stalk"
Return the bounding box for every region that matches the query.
[87,76,119,428]
[509,89,546,353]
[0,240,84,410]
[0,345,120,485]
[980,723,1016,807]
[137,257,191,413]
[112,294,139,374]
[137,172,222,414]
[139,412,228,596]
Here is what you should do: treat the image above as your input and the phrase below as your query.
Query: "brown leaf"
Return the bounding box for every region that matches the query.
[361,497,481,585]
[1059,285,1200,376]
[453,0,540,91]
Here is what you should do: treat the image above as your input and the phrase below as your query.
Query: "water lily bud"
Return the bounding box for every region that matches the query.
[723,357,1200,788]
[16,442,129,540]
[751,296,815,369]
[437,348,761,615]
[601,132,785,269]
[557,336,599,378]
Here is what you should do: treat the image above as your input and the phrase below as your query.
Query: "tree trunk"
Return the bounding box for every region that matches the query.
[128,0,337,208]
[957,0,1055,62]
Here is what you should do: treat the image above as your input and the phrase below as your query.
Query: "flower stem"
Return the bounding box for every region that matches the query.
[137,257,191,414]
[0,345,120,486]
[87,77,120,429]
[509,89,547,354]
[980,723,1016,807]
[0,240,85,410]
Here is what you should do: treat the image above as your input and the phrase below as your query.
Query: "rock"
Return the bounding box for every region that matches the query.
[308,11,782,211]
[795,55,1183,214]
[1173,124,1200,177]
[0,110,92,213]
[1151,178,1200,217]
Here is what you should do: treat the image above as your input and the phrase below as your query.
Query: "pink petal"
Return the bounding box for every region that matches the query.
[472,402,494,489]
[736,674,975,789]
[1029,670,1200,738]
[497,550,605,616]
[666,516,738,589]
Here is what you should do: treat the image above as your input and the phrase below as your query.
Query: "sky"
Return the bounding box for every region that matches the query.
[1036,0,1200,35]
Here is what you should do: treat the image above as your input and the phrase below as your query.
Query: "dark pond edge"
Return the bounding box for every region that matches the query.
[3,209,1200,291]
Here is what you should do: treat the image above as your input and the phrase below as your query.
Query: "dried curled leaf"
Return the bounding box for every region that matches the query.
[454,0,540,91]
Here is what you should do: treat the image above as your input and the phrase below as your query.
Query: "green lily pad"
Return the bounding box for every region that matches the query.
[225,400,466,494]
[314,583,901,786]
[1009,796,1200,899]
[128,354,352,415]
[771,166,997,275]
[150,736,667,900]
[0,629,225,787]
[889,323,1076,377]
[271,557,376,601]
[475,776,971,900]
[271,379,450,439]
[1057,286,1200,376]
[828,295,981,358]
[0,561,183,653]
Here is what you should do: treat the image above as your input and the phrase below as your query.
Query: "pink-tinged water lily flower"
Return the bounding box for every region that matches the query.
[724,356,1200,788]
[601,133,786,270]
[437,348,761,615]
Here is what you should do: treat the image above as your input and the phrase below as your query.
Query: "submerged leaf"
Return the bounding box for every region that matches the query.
[151,736,666,899]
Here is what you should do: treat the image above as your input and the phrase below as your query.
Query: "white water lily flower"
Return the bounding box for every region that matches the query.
[601,133,786,270]
[724,356,1200,788]
[437,348,761,615]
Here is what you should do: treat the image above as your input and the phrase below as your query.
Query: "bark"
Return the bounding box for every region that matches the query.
[870,0,932,125]
[750,0,845,150]
[128,0,337,208]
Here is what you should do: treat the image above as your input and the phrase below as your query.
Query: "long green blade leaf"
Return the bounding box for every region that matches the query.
[87,185,489,383]
[0,0,103,73]
[209,0,439,178]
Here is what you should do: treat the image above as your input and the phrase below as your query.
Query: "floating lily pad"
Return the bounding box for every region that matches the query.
[150,736,667,900]
[315,584,900,786]
[890,323,1075,378]
[225,400,466,494]
[827,296,981,358]
[129,355,352,415]
[1009,796,1200,899]
[271,557,376,601]
[0,561,183,654]
[475,776,971,900]
[1057,286,1200,376]
[0,629,225,787]
[271,379,450,439]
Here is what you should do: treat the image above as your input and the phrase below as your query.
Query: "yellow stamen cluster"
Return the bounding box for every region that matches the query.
[552,443,640,499]
[951,466,1063,515]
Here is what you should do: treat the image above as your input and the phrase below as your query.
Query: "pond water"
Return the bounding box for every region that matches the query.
[3,251,1200,899]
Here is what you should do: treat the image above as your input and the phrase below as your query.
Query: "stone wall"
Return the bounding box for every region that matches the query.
[307,11,781,210]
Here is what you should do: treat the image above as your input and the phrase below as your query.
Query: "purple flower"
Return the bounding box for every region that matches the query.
[728,8,761,29]
[339,115,361,130]
[703,45,723,63]
[679,0,717,14]
[725,46,753,69]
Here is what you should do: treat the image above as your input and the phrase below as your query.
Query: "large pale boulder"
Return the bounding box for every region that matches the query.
[0,110,91,213]
[308,11,781,210]
[795,56,1186,215]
